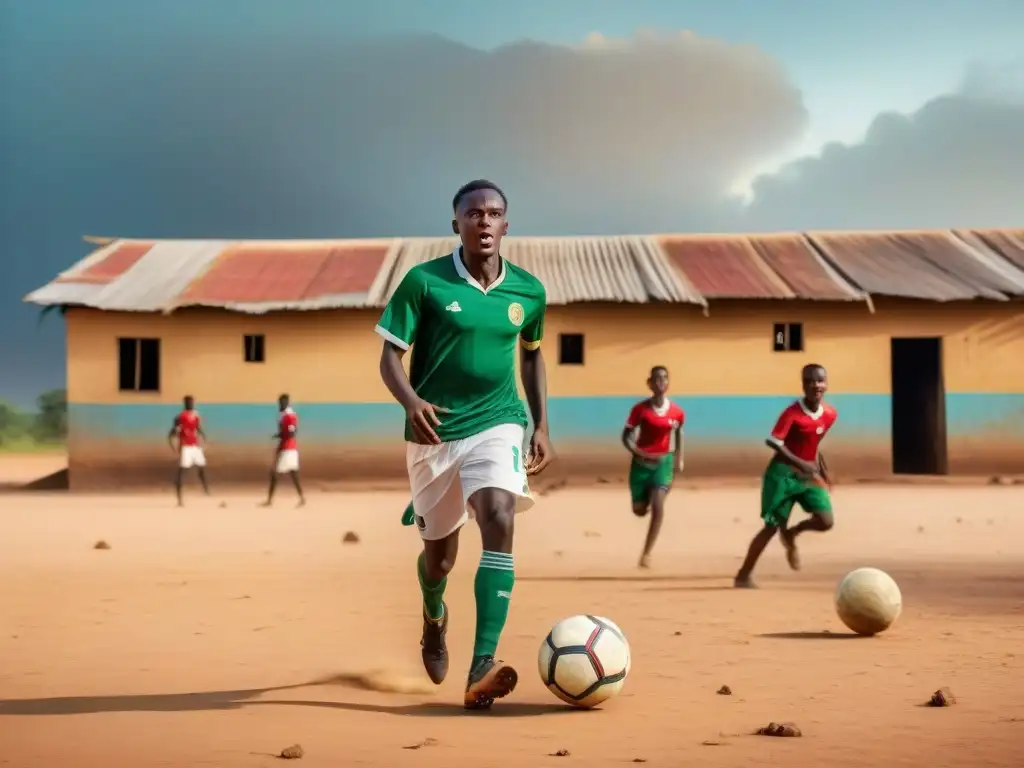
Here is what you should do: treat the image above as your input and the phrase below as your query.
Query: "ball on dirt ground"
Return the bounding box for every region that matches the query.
[538,614,631,708]
[835,567,902,636]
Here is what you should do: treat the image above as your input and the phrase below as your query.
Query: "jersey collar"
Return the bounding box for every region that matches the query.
[651,398,672,416]
[798,399,824,420]
[452,247,507,294]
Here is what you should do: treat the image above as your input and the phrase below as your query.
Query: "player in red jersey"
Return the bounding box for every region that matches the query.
[167,395,210,506]
[261,393,306,507]
[621,366,685,569]
[735,364,837,588]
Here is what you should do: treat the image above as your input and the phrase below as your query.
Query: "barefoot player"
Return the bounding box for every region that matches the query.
[262,393,305,507]
[376,179,554,710]
[621,366,684,569]
[168,395,211,506]
[734,364,836,588]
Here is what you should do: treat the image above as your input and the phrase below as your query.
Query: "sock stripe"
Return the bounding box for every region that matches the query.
[480,551,515,570]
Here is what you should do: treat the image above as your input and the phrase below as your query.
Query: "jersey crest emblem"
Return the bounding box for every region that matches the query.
[816,426,824,435]
[507,302,525,327]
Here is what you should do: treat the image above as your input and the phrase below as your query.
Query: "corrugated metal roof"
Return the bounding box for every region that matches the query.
[23,229,1024,314]
[659,235,802,299]
[959,229,1024,273]
[805,231,1011,301]
[750,234,866,301]
[383,236,706,306]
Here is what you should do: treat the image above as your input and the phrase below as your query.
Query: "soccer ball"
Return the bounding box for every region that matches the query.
[538,614,631,708]
[835,567,902,636]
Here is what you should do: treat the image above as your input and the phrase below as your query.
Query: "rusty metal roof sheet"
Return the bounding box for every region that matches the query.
[805,231,1019,301]
[958,229,1024,273]
[659,235,795,299]
[750,234,866,301]
[55,241,155,285]
[382,236,706,306]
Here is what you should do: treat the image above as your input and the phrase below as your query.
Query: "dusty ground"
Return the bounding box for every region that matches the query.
[1,459,1022,767]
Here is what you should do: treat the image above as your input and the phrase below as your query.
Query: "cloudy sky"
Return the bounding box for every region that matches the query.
[2,0,1022,404]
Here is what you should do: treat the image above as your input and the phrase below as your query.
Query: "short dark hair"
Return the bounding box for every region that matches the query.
[802,364,826,376]
[279,393,289,400]
[452,179,508,212]
[650,365,668,377]
[183,394,194,403]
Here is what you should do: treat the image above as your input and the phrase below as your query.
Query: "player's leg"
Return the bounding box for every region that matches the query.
[289,471,306,506]
[460,424,534,709]
[263,463,278,506]
[780,484,834,566]
[175,448,192,506]
[628,460,651,517]
[639,456,673,568]
[408,442,466,686]
[735,463,797,587]
[193,449,210,495]
[174,466,185,506]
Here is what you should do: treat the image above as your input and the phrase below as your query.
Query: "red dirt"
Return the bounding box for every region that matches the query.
[1,483,1022,767]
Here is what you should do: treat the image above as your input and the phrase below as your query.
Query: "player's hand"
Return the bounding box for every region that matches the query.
[405,398,449,444]
[675,456,685,472]
[526,429,555,475]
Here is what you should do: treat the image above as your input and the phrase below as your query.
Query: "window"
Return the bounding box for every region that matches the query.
[558,333,585,365]
[244,334,266,363]
[773,322,804,352]
[117,337,161,392]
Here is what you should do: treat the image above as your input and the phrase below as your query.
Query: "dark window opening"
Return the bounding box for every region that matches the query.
[244,334,266,363]
[773,322,804,352]
[558,333,585,365]
[117,337,161,392]
[891,337,948,475]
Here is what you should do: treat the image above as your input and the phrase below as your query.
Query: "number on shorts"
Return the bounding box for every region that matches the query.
[511,446,520,472]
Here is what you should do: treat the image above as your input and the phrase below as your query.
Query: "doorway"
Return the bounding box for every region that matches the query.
[890,337,948,474]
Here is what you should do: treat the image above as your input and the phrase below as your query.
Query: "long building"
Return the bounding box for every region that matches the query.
[25,229,1024,490]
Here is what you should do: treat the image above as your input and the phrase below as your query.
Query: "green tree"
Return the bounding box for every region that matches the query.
[0,401,32,445]
[33,388,67,443]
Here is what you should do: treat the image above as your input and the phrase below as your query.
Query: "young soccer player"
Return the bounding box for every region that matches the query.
[621,366,685,569]
[734,364,837,588]
[168,395,210,506]
[376,179,554,710]
[261,393,305,507]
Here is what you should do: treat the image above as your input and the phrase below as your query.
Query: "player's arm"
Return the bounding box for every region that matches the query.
[620,405,655,461]
[375,270,447,444]
[167,417,179,451]
[817,452,830,485]
[766,409,817,476]
[674,425,684,471]
[520,293,555,474]
[197,420,206,443]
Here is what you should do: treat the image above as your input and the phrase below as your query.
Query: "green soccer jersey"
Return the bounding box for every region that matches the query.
[375,248,547,443]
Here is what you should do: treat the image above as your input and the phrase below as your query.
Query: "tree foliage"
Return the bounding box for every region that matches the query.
[0,389,67,447]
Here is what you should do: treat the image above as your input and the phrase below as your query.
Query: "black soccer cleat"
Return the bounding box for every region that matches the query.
[420,602,449,685]
[464,655,518,710]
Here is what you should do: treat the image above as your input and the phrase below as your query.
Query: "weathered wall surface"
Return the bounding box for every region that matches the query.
[65,301,1024,489]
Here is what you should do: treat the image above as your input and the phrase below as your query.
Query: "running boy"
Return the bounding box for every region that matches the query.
[168,395,210,506]
[734,364,836,588]
[376,179,554,710]
[261,393,305,507]
[621,366,684,569]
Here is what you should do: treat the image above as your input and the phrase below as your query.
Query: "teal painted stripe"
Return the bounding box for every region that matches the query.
[68,393,1024,443]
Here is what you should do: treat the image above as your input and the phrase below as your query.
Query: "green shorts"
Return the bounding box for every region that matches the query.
[761,460,832,527]
[629,454,674,505]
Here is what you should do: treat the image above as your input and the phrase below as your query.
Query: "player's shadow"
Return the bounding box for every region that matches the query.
[757,631,862,640]
[518,574,731,584]
[0,682,572,719]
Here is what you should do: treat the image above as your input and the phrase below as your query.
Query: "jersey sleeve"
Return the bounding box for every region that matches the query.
[285,414,297,433]
[768,406,794,447]
[675,406,686,428]
[625,403,643,429]
[519,284,547,351]
[375,268,426,351]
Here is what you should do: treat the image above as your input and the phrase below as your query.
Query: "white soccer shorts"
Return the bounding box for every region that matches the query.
[406,423,535,541]
[275,449,300,474]
[179,445,207,469]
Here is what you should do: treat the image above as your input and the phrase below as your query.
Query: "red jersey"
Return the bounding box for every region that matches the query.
[625,399,685,456]
[768,400,837,462]
[278,408,298,451]
[175,410,201,447]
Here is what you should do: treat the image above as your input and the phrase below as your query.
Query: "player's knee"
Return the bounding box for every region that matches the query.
[475,499,515,542]
[632,503,648,517]
[817,512,835,530]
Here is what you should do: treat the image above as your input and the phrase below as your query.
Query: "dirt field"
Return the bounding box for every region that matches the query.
[2,476,1023,767]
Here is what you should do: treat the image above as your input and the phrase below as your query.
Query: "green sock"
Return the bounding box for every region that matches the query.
[472,551,515,662]
[417,552,446,621]
[401,501,415,527]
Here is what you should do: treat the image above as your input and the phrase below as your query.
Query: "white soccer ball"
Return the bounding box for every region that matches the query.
[538,614,631,708]
[835,567,903,636]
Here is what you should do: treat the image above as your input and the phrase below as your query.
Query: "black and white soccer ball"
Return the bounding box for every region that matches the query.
[537,614,631,708]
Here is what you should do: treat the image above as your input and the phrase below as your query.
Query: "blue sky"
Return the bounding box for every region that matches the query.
[2,0,1022,405]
